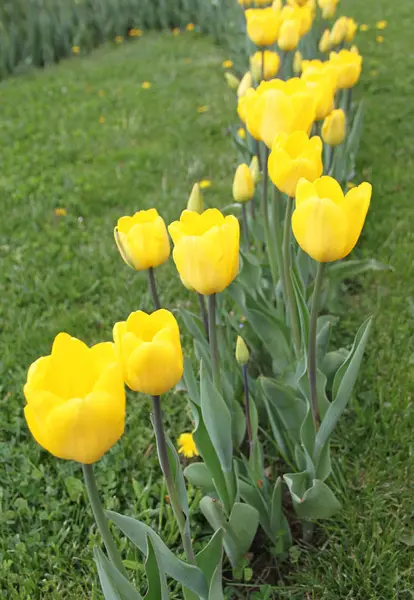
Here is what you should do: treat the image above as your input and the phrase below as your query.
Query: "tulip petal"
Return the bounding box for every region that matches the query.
[127,341,183,395]
[48,333,94,400]
[342,182,372,255]
[295,178,317,206]
[314,176,344,204]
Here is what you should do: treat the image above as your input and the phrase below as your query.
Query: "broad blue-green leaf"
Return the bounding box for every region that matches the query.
[260,377,306,446]
[270,478,291,552]
[184,463,215,493]
[94,547,142,600]
[232,398,247,449]
[321,349,349,389]
[183,357,200,406]
[284,474,341,519]
[316,320,331,362]
[196,528,224,586]
[208,562,224,600]
[326,258,391,282]
[144,536,168,600]
[227,502,259,566]
[292,267,309,353]
[315,318,372,462]
[238,479,272,540]
[200,362,233,473]
[179,307,208,345]
[245,308,291,372]
[107,512,208,599]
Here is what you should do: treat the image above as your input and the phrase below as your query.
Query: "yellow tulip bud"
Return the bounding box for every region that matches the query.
[249,156,261,184]
[236,336,250,365]
[168,209,240,295]
[318,0,339,19]
[268,131,323,197]
[24,333,125,463]
[319,29,331,53]
[114,209,170,271]
[293,50,303,74]
[345,18,358,42]
[250,50,280,81]
[237,71,253,98]
[350,45,359,54]
[322,109,346,146]
[292,176,372,262]
[233,163,255,203]
[330,16,348,46]
[187,183,204,213]
[113,309,184,395]
[278,19,300,51]
[245,8,281,47]
[329,49,362,89]
[225,72,240,90]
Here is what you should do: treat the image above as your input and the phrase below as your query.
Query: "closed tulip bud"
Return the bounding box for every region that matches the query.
[113,309,184,395]
[237,71,253,98]
[350,44,359,54]
[168,209,240,295]
[187,183,204,213]
[249,156,261,184]
[268,131,323,197]
[114,209,170,271]
[319,29,331,53]
[233,163,255,203]
[278,19,300,51]
[225,72,240,90]
[293,50,303,74]
[292,176,372,262]
[236,336,250,365]
[245,8,281,47]
[322,109,346,146]
[318,0,339,19]
[329,49,362,88]
[24,333,125,463]
[250,50,280,81]
[330,17,348,46]
[345,18,358,42]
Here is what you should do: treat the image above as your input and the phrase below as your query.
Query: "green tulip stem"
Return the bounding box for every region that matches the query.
[345,87,353,119]
[242,203,249,246]
[326,144,335,176]
[82,463,128,578]
[308,262,326,430]
[198,293,210,339]
[283,197,301,358]
[151,395,196,564]
[243,364,253,455]
[271,185,287,303]
[207,294,222,393]
[148,267,161,310]
[261,48,266,81]
[250,194,256,220]
[261,145,279,290]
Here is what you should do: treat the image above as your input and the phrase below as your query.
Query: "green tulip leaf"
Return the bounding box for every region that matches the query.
[94,547,143,600]
[291,267,310,352]
[270,477,292,551]
[183,357,200,406]
[208,562,224,600]
[283,473,342,519]
[184,463,215,493]
[260,376,306,447]
[196,528,224,587]
[179,307,208,345]
[227,502,259,565]
[144,536,168,600]
[238,479,272,540]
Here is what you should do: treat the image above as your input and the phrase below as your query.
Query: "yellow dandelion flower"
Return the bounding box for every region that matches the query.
[141,81,152,89]
[186,23,195,31]
[54,208,67,217]
[238,127,246,139]
[359,24,369,32]
[197,105,209,113]
[184,58,192,64]
[371,69,378,77]
[72,46,80,55]
[115,35,124,44]
[172,28,180,36]
[376,20,388,30]
[177,433,199,458]
[98,89,105,97]
[376,35,384,43]
[199,179,212,189]
[222,59,233,68]
[99,115,105,124]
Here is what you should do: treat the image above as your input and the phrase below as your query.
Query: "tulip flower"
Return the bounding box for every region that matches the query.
[268,131,323,197]
[317,0,339,19]
[245,78,316,148]
[330,16,348,46]
[225,72,240,89]
[237,87,257,125]
[345,18,358,42]
[250,50,280,81]
[281,4,313,36]
[301,68,336,120]
[113,309,183,395]
[319,29,332,53]
[24,333,125,464]
[322,109,346,146]
[249,156,260,184]
[168,209,240,295]
[292,176,372,262]
[245,8,281,46]
[114,209,170,271]
[293,50,303,74]
[272,0,282,9]
[233,164,255,203]
[187,183,204,213]
[237,71,253,98]
[278,19,300,51]
[329,49,362,88]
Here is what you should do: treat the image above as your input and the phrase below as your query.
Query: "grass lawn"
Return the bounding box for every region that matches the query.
[0,1,413,598]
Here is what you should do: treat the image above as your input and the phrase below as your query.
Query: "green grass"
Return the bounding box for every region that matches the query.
[0,31,236,599]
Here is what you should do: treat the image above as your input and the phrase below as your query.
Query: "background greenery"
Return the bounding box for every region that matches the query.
[0,0,413,598]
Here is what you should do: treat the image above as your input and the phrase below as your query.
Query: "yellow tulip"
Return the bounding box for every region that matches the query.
[330,16,348,45]
[317,0,339,19]
[168,209,240,295]
[322,109,346,146]
[249,156,261,184]
[301,68,336,120]
[281,4,313,36]
[245,8,281,46]
[329,49,362,88]
[187,183,204,213]
[233,164,255,203]
[24,333,125,464]
[287,0,313,7]
[237,87,257,125]
[114,209,170,271]
[292,176,372,262]
[319,29,332,53]
[268,131,323,197]
[113,309,183,395]
[302,58,339,88]
[345,18,358,42]
[245,78,316,148]
[250,50,280,81]
[272,0,282,9]
[225,72,240,89]
[278,19,300,51]
[237,71,253,98]
[293,50,303,74]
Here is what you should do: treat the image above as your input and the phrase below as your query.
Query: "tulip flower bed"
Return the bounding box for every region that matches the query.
[1,0,413,599]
